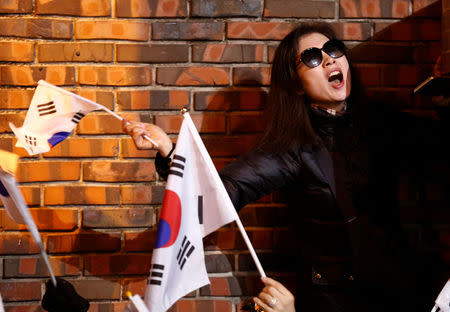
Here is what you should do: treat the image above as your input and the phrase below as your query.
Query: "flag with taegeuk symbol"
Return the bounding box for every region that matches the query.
[144,113,238,312]
[9,80,104,155]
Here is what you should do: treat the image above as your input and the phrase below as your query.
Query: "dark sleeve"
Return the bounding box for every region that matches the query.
[219,148,302,211]
[155,143,176,180]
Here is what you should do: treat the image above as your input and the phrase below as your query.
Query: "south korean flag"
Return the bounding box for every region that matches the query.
[144,113,237,312]
[9,80,104,155]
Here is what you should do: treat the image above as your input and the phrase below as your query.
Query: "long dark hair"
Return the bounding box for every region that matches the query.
[260,22,359,153]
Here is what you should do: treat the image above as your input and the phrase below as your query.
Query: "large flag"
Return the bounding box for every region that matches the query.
[0,149,56,285]
[9,80,104,155]
[144,113,238,312]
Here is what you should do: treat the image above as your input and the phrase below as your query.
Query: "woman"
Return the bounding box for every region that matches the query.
[124,22,430,312]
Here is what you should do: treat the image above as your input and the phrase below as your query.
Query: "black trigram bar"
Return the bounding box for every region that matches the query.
[169,154,186,178]
[71,112,85,124]
[198,195,203,224]
[37,101,56,117]
[148,263,165,286]
[25,135,37,146]
[176,236,195,270]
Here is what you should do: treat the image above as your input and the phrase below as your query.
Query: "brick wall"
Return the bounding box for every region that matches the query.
[0,0,447,311]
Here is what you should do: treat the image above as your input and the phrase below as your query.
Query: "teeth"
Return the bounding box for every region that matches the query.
[329,70,340,77]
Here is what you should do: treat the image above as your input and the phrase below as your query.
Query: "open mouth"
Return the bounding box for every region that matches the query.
[328,70,343,85]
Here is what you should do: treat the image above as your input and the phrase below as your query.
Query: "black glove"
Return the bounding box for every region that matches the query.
[41,278,89,312]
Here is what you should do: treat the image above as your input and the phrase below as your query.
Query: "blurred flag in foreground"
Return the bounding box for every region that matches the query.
[9,80,104,155]
[0,293,4,312]
[145,113,238,312]
[0,149,56,285]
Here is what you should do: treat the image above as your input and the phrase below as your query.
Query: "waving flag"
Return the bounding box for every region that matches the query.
[9,80,104,155]
[0,149,57,285]
[145,113,238,312]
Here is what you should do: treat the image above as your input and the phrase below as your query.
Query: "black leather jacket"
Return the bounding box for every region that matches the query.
[155,104,444,308]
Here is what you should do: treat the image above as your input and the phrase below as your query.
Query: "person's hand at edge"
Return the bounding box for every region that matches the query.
[122,119,173,157]
[253,277,295,312]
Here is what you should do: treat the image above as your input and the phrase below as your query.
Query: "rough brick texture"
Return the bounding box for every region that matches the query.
[0,0,447,310]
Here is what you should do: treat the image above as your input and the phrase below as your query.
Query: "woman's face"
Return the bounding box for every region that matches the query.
[296,32,351,107]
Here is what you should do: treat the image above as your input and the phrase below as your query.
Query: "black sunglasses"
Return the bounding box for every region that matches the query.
[296,39,346,69]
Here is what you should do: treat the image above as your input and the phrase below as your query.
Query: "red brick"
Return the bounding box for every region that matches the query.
[233,66,271,86]
[116,0,187,17]
[340,0,410,18]
[84,254,151,275]
[36,0,111,16]
[154,114,226,134]
[152,22,224,40]
[118,90,189,110]
[0,18,72,39]
[47,233,121,253]
[120,138,157,158]
[0,112,25,133]
[381,64,424,86]
[38,43,113,63]
[0,0,32,13]
[121,185,165,204]
[4,256,80,277]
[157,67,229,86]
[227,22,296,40]
[172,300,233,311]
[353,64,382,86]
[192,44,264,63]
[0,41,34,62]
[0,281,41,301]
[43,138,118,158]
[0,65,75,86]
[0,89,34,109]
[77,112,151,134]
[16,161,80,182]
[83,208,154,228]
[0,233,40,254]
[413,0,442,17]
[1,304,44,311]
[1,185,39,207]
[117,44,188,63]
[69,279,121,300]
[1,208,77,231]
[74,88,114,110]
[265,0,334,18]
[203,135,259,157]
[78,66,152,86]
[122,278,147,297]
[194,90,266,111]
[88,302,129,311]
[191,0,262,17]
[374,20,441,41]
[123,230,157,252]
[83,161,156,182]
[75,20,149,41]
[229,113,264,134]
[332,22,372,41]
[44,185,120,205]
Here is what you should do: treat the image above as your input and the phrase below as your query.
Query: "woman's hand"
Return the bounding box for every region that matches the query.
[253,277,295,312]
[122,119,173,157]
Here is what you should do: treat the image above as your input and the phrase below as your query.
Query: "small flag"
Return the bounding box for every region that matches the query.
[0,293,5,312]
[0,149,56,285]
[9,80,105,155]
[144,113,238,312]
[126,292,150,312]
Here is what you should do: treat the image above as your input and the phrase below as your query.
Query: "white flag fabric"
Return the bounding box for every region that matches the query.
[0,293,4,312]
[125,292,150,312]
[9,80,104,155]
[0,151,56,285]
[144,113,238,312]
